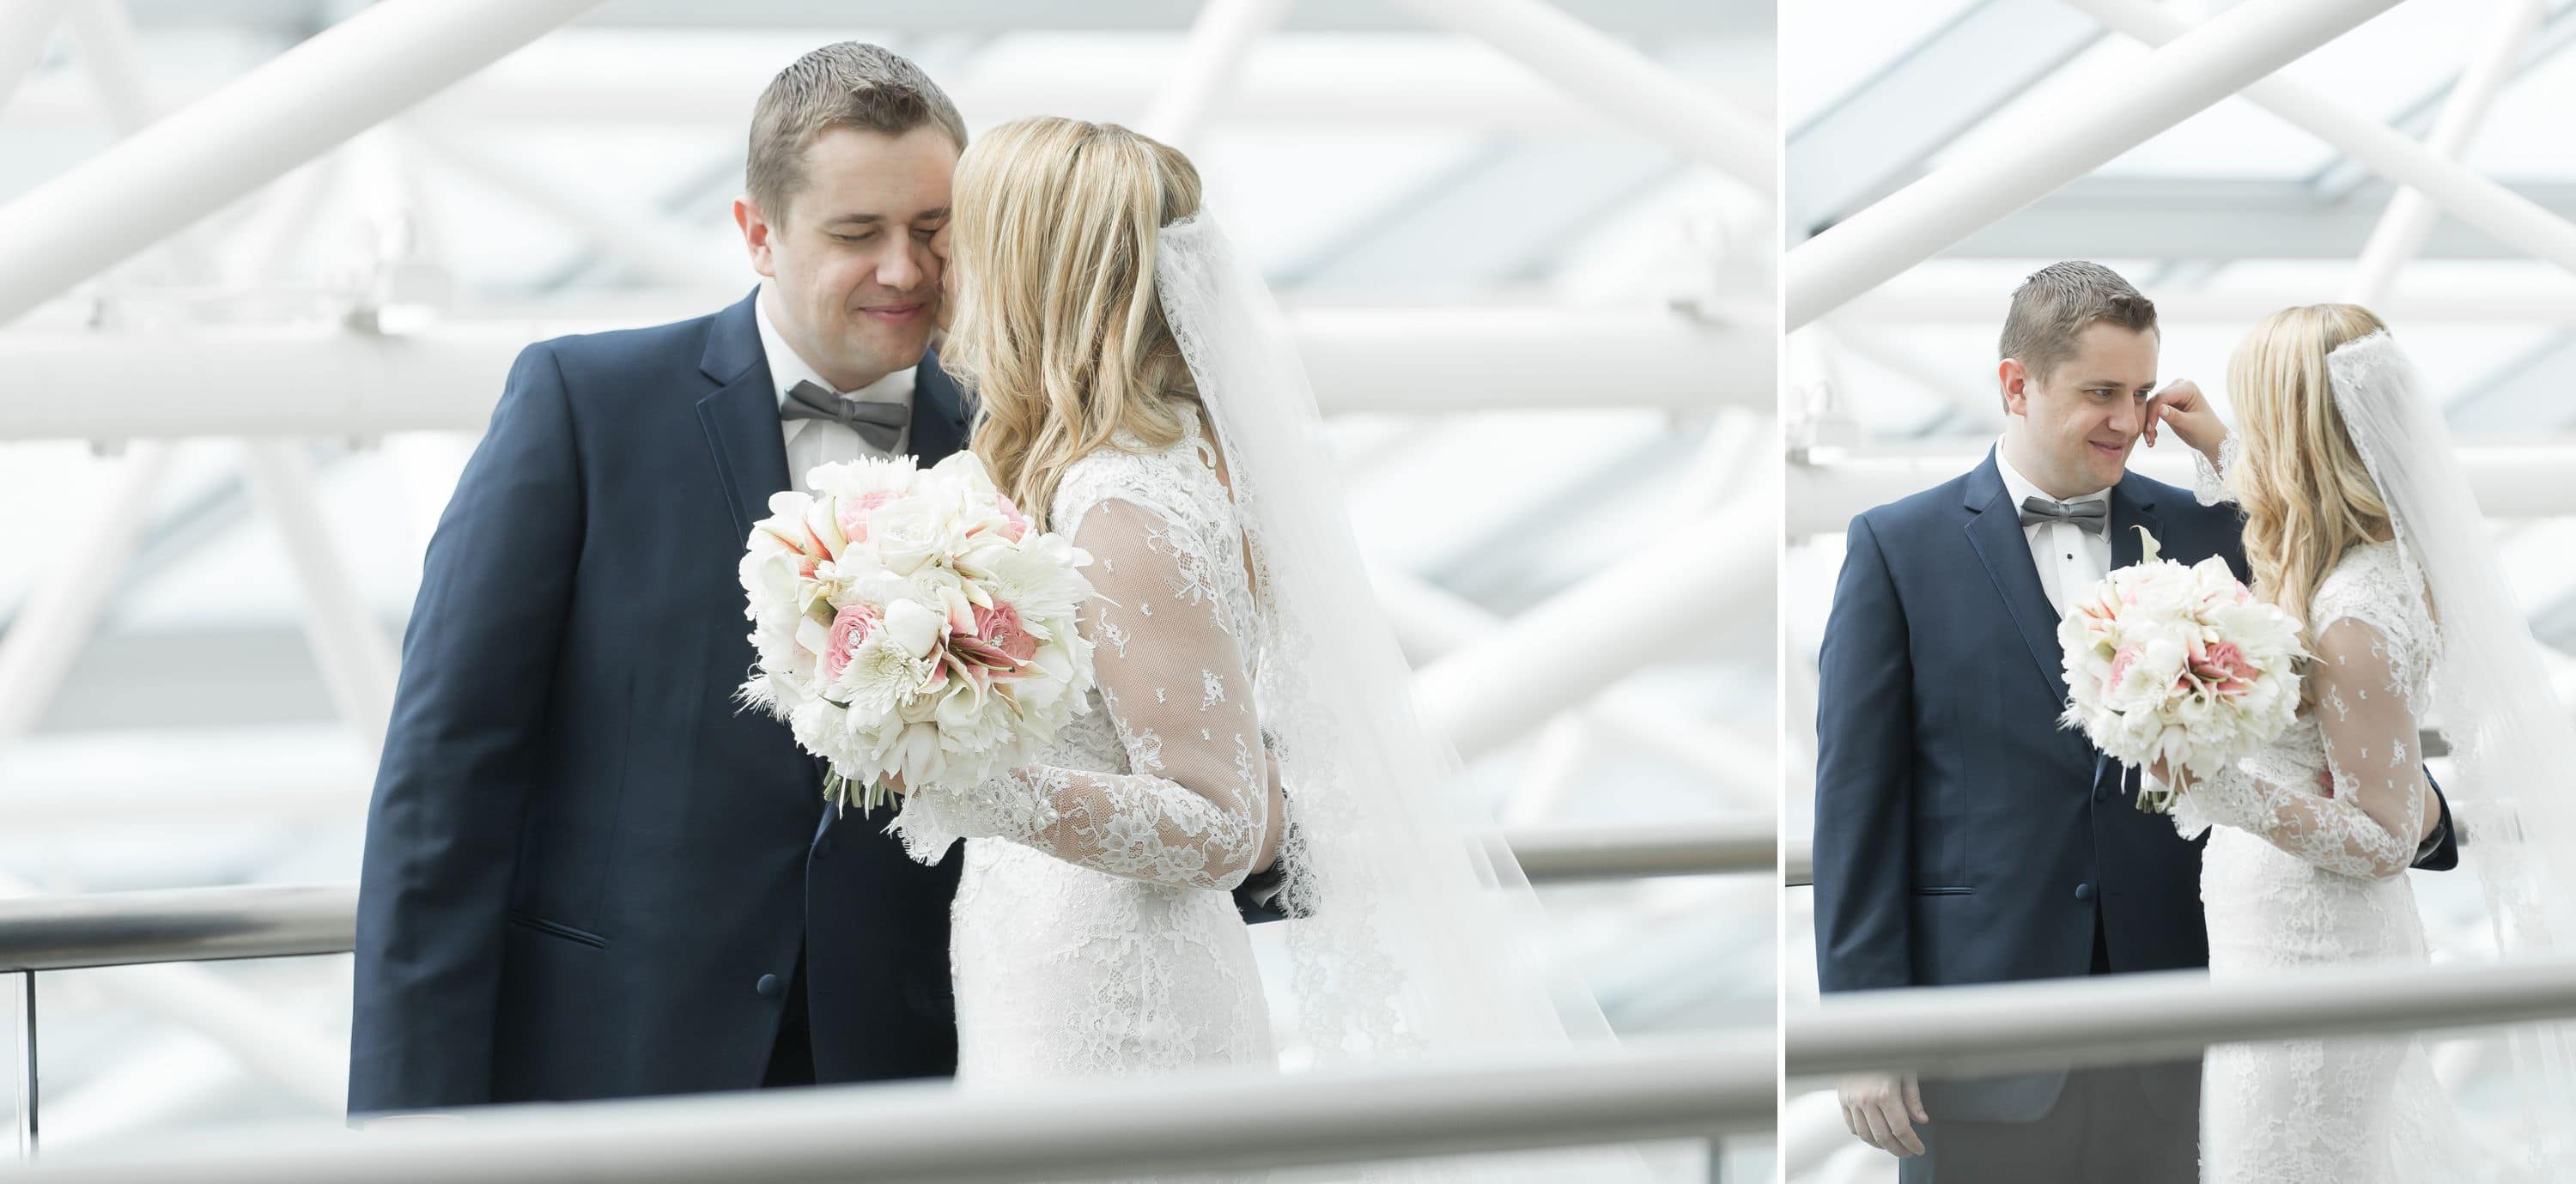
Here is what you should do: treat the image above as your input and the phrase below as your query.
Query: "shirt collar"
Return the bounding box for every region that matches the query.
[1995,436,2114,509]
[755,283,915,410]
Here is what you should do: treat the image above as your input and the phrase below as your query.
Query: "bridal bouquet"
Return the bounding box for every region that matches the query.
[736,452,1097,813]
[2057,528,2306,813]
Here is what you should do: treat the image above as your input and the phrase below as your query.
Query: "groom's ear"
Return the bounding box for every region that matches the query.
[1998,358,2032,417]
[734,197,778,279]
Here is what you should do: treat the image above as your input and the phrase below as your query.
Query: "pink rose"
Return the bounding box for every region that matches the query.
[819,603,881,683]
[838,491,898,543]
[2108,641,2143,689]
[994,494,1031,541]
[2191,640,2257,694]
[951,600,1040,671]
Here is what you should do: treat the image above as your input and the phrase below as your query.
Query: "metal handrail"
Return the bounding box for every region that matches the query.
[8,1033,1768,1183]
[1504,818,1774,881]
[0,884,355,974]
[1788,955,2576,1081]
[0,825,1765,974]
[1783,839,1812,887]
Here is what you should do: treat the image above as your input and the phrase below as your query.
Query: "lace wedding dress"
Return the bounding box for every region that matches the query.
[2173,441,2465,1184]
[889,413,1276,1084]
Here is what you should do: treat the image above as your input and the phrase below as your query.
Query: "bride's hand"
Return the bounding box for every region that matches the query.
[881,770,908,798]
[2143,379,2227,459]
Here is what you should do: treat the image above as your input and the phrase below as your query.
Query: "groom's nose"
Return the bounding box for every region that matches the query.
[873,240,934,295]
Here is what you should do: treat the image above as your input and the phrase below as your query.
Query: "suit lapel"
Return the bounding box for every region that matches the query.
[1961,450,2074,707]
[908,349,974,465]
[696,290,793,543]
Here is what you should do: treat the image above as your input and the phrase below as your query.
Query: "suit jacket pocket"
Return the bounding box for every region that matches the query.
[1909,885,1974,896]
[507,912,609,948]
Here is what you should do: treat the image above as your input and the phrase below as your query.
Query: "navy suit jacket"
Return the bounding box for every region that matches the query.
[1810,447,2458,1123]
[349,292,973,1113]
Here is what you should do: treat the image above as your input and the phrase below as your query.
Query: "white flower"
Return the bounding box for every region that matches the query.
[880,598,944,660]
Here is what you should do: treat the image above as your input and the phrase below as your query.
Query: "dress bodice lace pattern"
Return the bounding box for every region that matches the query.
[2180,438,2466,1184]
[888,415,1277,1086]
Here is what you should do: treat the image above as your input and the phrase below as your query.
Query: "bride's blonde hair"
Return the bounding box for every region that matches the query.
[2226,302,2402,659]
[940,116,1204,531]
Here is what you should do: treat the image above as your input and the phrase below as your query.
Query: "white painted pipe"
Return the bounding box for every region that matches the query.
[1785,0,2403,330]
[237,440,398,754]
[0,0,78,116]
[399,124,738,288]
[0,309,1761,440]
[1136,0,1291,153]
[2070,0,2576,288]
[1385,0,1775,189]
[1786,445,2576,536]
[0,0,607,326]
[2343,0,2548,306]
[0,442,172,744]
[1417,507,1773,761]
[1842,282,2576,325]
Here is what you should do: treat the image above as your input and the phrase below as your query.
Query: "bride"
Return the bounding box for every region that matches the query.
[2147,304,2574,1183]
[875,115,1653,1178]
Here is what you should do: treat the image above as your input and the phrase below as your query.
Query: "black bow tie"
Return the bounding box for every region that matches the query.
[2019,495,2109,535]
[782,379,909,451]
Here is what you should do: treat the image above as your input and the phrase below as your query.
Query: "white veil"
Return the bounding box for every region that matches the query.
[2328,331,2576,1169]
[1153,213,1662,1179]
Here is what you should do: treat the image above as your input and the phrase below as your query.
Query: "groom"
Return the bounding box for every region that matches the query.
[348,44,981,1114]
[1809,262,2458,1181]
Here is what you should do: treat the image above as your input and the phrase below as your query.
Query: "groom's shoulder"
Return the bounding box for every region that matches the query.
[1852,468,1979,539]
[520,307,726,392]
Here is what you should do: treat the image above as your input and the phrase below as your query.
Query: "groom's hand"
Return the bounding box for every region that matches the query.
[1838,1072,1928,1157]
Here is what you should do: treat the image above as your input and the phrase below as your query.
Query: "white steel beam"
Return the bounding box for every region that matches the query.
[399,124,737,289]
[0,309,1764,440]
[1787,444,2576,537]
[1843,281,2576,326]
[1418,506,1773,762]
[1136,0,1291,153]
[237,440,398,754]
[2344,0,2546,306]
[1939,176,2576,260]
[0,0,607,326]
[1384,0,1774,189]
[0,0,77,115]
[1787,0,2099,239]
[2070,0,2576,283]
[0,444,170,744]
[1785,0,2403,330]
[3,58,1643,138]
[2307,1,2576,199]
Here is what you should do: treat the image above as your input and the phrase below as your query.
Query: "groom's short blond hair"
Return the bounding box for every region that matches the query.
[746,42,968,224]
[1999,261,2158,392]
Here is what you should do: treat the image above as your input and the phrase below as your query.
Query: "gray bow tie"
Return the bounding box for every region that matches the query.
[2020,495,2109,535]
[782,379,909,451]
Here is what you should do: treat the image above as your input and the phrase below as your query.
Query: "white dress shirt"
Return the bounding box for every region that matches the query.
[755,285,914,495]
[1994,440,2113,616]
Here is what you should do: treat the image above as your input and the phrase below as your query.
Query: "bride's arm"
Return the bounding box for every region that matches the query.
[893,496,1273,891]
[2178,616,2433,879]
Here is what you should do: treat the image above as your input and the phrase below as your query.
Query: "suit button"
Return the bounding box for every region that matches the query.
[2075,882,2096,902]
[756,974,782,998]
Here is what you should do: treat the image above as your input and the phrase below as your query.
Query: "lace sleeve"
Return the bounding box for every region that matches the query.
[894,496,1273,891]
[2183,615,2433,879]
[2191,432,2240,507]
